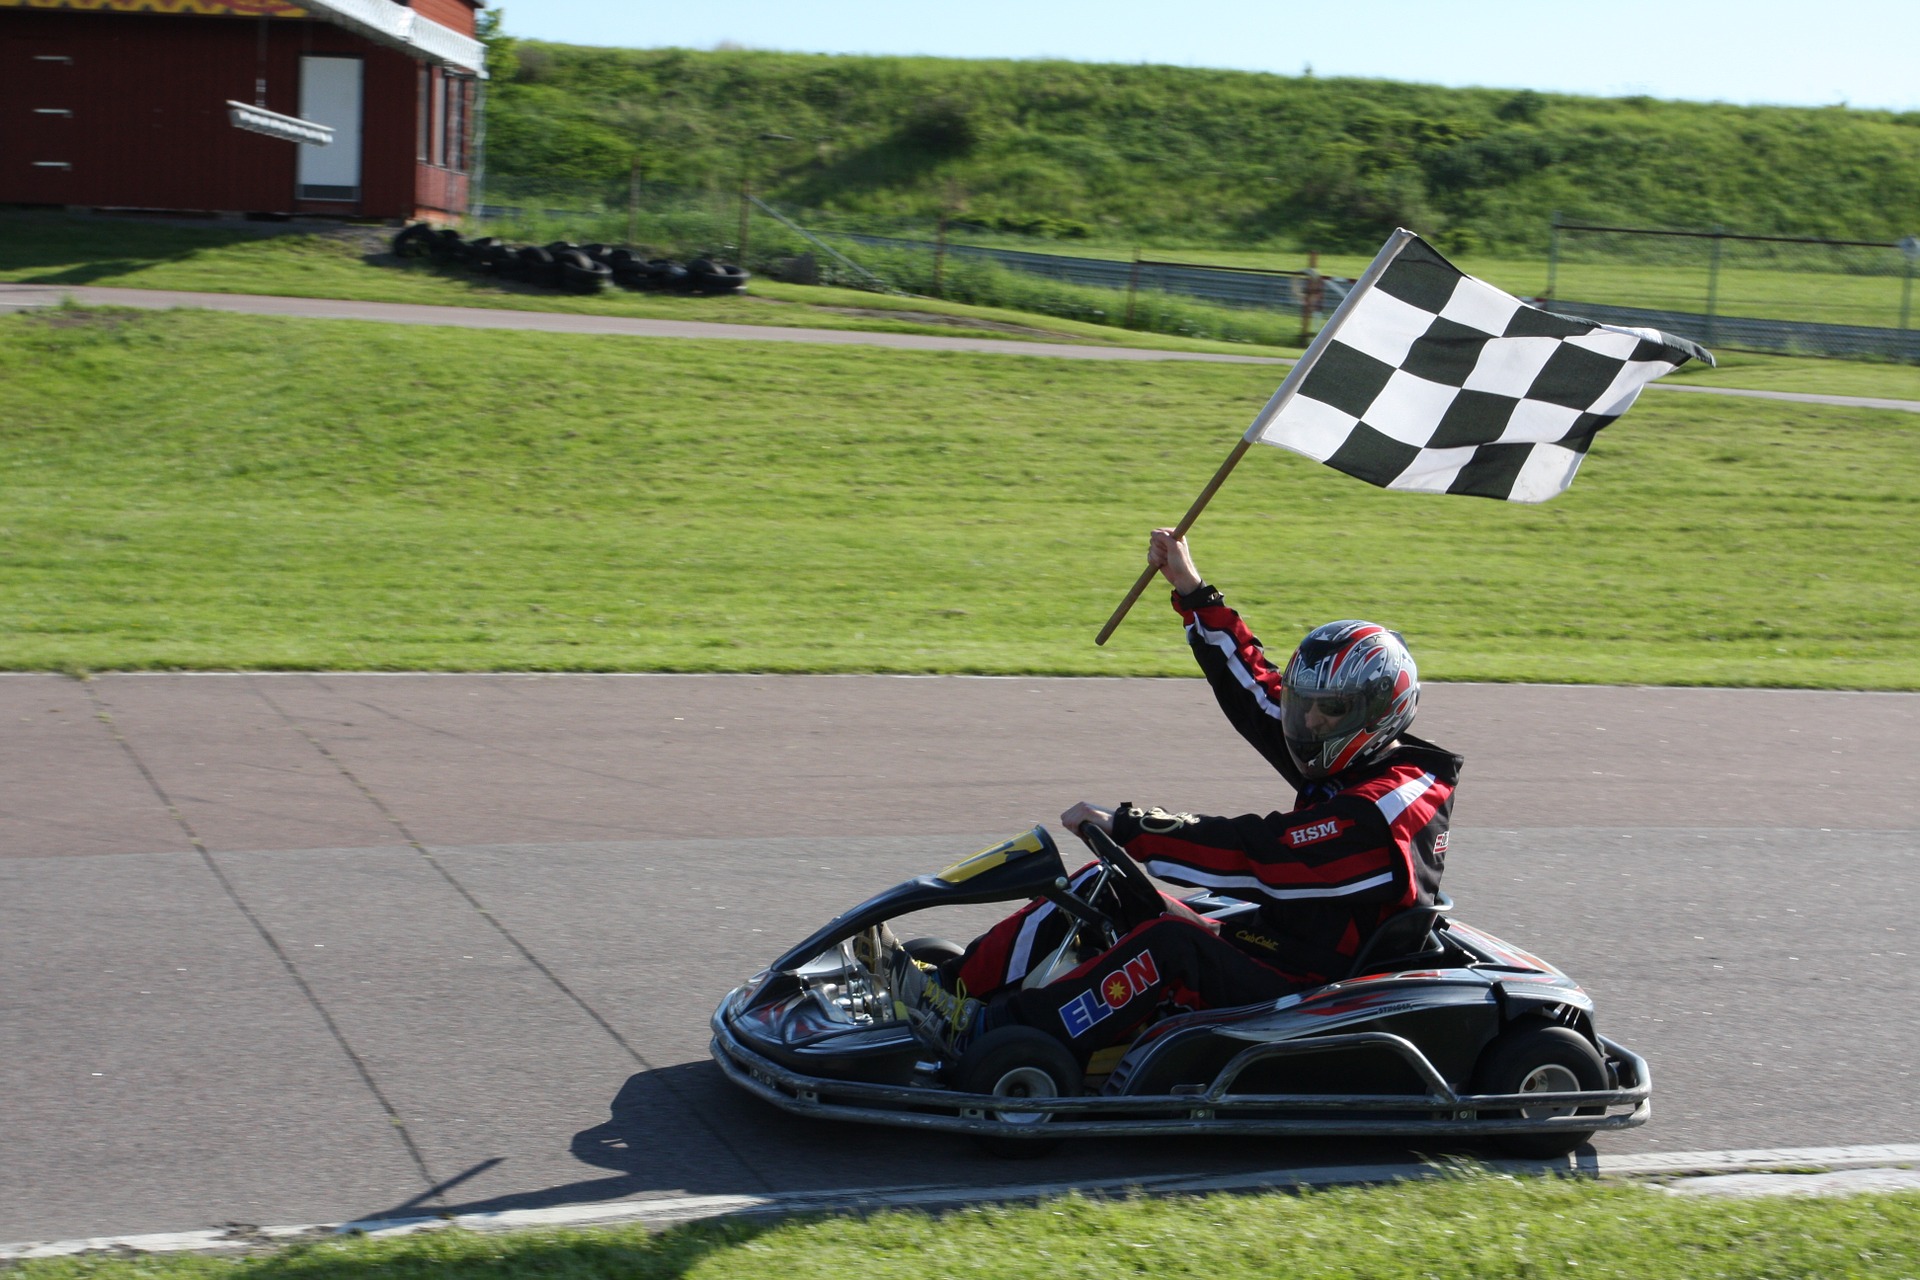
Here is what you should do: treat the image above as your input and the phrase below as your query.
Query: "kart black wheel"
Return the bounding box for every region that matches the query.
[901,936,964,966]
[1470,1023,1607,1158]
[954,1026,1079,1159]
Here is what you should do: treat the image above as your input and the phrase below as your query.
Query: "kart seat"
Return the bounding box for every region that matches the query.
[1342,891,1456,980]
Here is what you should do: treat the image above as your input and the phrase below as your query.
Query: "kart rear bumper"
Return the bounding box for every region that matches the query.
[711,1000,1652,1144]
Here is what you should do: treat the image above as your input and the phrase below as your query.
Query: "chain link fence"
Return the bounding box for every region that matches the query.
[468,179,1342,347]
[472,182,1920,363]
[1546,219,1920,362]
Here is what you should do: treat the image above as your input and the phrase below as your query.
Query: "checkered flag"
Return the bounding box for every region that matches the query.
[1258,229,1713,502]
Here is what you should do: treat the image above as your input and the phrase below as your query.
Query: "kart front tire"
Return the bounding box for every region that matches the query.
[954,1026,1080,1159]
[1471,1023,1607,1159]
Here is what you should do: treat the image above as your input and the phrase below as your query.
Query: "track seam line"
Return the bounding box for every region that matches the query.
[79,678,445,1205]
[254,674,777,1195]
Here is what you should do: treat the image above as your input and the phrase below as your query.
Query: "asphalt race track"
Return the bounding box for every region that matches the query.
[3,672,1916,1243]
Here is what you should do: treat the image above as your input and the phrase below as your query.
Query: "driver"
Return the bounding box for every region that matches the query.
[907,528,1464,1063]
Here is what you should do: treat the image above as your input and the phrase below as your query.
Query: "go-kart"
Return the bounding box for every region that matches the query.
[711,825,1650,1157]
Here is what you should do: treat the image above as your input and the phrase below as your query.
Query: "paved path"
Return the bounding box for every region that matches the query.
[4,283,1918,411]
[3,673,1915,1243]
[0,284,1286,364]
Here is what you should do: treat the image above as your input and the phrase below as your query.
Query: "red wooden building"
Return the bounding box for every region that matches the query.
[0,0,486,220]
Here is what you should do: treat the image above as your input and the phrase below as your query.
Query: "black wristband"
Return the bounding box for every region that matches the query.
[1174,582,1222,611]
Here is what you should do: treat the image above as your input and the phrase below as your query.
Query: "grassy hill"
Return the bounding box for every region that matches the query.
[482,37,1920,253]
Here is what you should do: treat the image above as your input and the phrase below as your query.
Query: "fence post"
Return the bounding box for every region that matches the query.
[626,156,641,249]
[1902,251,1916,365]
[1900,238,1916,334]
[933,212,949,298]
[1705,227,1725,347]
[1124,247,1142,328]
[737,172,752,264]
[1546,211,1560,304]
[1299,250,1322,346]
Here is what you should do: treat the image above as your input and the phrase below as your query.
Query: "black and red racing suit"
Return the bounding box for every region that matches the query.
[953,583,1463,1060]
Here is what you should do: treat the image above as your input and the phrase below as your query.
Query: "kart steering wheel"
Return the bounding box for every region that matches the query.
[1077,822,1164,924]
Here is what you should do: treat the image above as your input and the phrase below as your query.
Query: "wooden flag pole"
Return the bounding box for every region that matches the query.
[1093,438,1254,646]
[1093,229,1418,647]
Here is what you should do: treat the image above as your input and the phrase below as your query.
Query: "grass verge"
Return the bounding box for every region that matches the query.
[0,213,1297,359]
[6,213,1919,400]
[2,307,1914,684]
[11,1178,1920,1280]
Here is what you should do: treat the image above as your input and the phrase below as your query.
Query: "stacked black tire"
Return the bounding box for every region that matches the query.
[391,224,749,296]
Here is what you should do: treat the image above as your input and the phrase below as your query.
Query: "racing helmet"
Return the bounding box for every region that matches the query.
[1279,620,1419,779]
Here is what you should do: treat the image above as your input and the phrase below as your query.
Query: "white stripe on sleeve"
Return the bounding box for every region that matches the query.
[1192,621,1284,720]
[1143,860,1396,901]
[1374,771,1436,824]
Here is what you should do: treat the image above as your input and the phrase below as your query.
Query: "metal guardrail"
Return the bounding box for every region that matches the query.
[1560,298,1920,362]
[472,203,597,221]
[841,233,1351,314]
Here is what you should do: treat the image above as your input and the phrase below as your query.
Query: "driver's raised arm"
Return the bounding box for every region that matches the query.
[1147,531,1306,790]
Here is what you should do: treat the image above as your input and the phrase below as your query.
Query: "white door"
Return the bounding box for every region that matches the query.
[296,56,362,201]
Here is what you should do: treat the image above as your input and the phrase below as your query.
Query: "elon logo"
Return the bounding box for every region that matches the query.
[1058,951,1160,1038]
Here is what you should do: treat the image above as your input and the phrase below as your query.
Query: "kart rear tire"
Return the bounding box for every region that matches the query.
[901,936,964,966]
[1471,1023,1607,1159]
[954,1026,1080,1159]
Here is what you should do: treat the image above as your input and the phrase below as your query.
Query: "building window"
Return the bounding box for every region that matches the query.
[431,68,447,168]
[447,76,467,172]
[417,65,430,162]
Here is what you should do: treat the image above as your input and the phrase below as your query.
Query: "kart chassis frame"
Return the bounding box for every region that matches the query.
[710,1008,1652,1143]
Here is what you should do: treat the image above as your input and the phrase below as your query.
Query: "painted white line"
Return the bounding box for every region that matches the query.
[6,1143,1917,1260]
[1659,1167,1920,1197]
[1588,1143,1920,1176]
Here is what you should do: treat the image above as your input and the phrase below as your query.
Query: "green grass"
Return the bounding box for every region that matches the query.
[12,1179,1920,1280]
[0,213,1301,358]
[2,307,1914,685]
[1661,351,1920,400]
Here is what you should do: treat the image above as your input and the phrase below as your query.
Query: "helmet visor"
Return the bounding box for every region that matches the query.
[1280,688,1369,752]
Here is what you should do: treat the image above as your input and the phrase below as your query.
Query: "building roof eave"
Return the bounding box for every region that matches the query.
[302,0,487,77]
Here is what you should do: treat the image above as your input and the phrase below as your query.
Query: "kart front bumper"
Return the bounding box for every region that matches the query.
[710,999,1652,1144]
